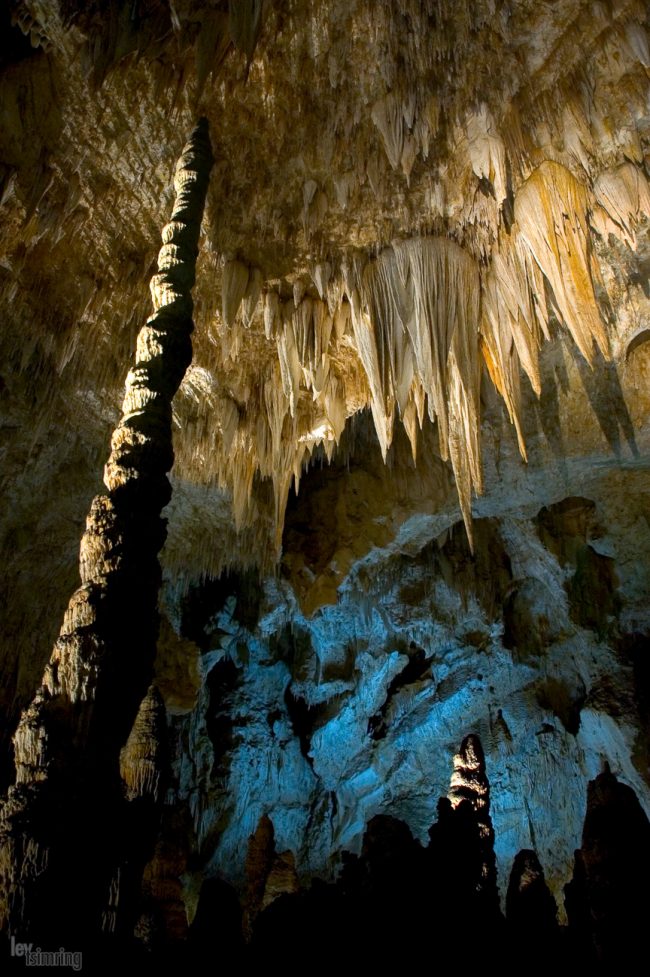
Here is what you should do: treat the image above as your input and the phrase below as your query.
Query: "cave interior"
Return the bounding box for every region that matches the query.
[1,0,650,966]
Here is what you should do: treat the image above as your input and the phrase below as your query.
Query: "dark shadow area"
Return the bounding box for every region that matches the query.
[433,518,513,618]
[565,768,650,965]
[205,657,241,780]
[269,622,316,681]
[368,641,432,740]
[283,686,348,763]
[506,848,559,963]
[618,631,650,787]
[536,496,597,564]
[626,328,650,359]
[567,544,620,637]
[57,0,174,86]
[503,576,556,659]
[572,344,638,458]
[535,496,620,638]
[536,676,586,735]
[0,12,38,69]
[189,877,244,954]
[528,340,571,481]
[180,568,262,647]
[281,409,387,581]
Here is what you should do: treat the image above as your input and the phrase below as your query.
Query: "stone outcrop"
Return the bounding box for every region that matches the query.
[171,438,650,921]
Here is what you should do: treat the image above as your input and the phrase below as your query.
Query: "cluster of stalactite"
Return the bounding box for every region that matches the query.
[0,120,213,948]
[166,2,649,559]
[2,1,647,582]
[175,156,650,559]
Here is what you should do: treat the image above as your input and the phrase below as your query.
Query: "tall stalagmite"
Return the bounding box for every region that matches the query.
[0,118,213,948]
[448,733,497,897]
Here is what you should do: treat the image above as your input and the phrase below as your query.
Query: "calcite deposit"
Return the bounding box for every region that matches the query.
[0,0,649,964]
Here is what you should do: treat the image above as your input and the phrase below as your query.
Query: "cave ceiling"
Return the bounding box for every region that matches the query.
[2,0,649,582]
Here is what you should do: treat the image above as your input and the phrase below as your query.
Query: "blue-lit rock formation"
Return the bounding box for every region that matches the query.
[155,404,650,948]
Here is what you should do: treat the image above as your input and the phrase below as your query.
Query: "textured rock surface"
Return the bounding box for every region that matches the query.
[0,116,213,945]
[167,409,650,921]
[0,0,649,961]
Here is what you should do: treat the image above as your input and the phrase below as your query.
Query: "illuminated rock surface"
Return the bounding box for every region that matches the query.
[1,0,650,963]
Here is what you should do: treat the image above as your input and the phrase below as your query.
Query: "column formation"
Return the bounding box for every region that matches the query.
[0,119,214,948]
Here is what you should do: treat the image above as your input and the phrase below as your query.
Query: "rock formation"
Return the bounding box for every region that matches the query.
[506,849,559,960]
[0,115,213,948]
[1,0,650,964]
[448,733,497,895]
[565,768,650,965]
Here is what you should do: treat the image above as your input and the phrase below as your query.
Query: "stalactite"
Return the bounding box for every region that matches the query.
[183,151,649,557]
[371,93,404,172]
[514,161,609,365]
[105,684,168,938]
[119,685,167,804]
[592,162,650,248]
[162,160,648,564]
[241,267,263,328]
[465,104,507,206]
[222,259,249,328]
[0,118,213,945]
[228,0,263,62]
[263,290,281,340]
[347,237,482,542]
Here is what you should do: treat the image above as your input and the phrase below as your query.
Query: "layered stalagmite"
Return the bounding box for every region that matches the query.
[448,733,497,896]
[0,119,213,945]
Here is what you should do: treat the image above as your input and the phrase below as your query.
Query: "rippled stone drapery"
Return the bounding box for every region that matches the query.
[0,118,213,947]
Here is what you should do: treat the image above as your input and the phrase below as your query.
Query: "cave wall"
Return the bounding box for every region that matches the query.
[160,363,650,921]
